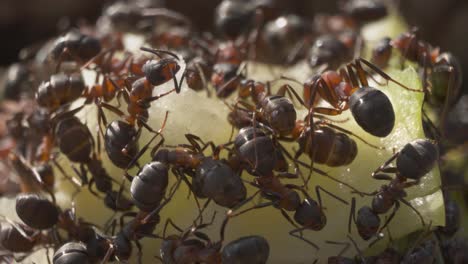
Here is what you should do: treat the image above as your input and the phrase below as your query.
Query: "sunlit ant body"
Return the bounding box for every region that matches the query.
[298,58,421,137]
[151,133,247,209]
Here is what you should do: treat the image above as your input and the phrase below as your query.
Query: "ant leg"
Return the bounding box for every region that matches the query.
[276,84,307,108]
[193,199,212,226]
[194,62,210,97]
[162,218,184,238]
[378,202,400,232]
[356,58,423,92]
[127,111,168,169]
[324,240,350,256]
[372,151,400,176]
[399,198,426,226]
[98,101,127,118]
[53,160,81,189]
[101,244,115,264]
[87,178,101,198]
[135,241,143,264]
[314,185,349,208]
[140,47,180,59]
[184,133,204,152]
[143,176,182,224]
[321,122,385,150]
[229,200,274,218]
[289,226,320,250]
[285,38,308,65]
[348,197,358,234]
[229,189,262,212]
[373,173,395,181]
[422,110,441,140]
[344,64,361,89]
[215,72,243,98]
[150,137,165,158]
[138,88,176,105]
[438,66,455,137]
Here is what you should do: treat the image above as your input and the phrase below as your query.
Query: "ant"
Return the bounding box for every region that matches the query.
[14,193,106,247]
[7,152,56,201]
[348,139,438,241]
[149,132,247,209]
[54,116,134,211]
[214,0,256,40]
[3,62,35,101]
[160,213,271,264]
[94,47,177,140]
[229,166,349,250]
[340,0,388,25]
[372,29,462,135]
[100,175,182,263]
[326,234,365,264]
[259,14,313,65]
[308,32,360,70]
[49,30,102,72]
[232,78,311,137]
[289,57,422,137]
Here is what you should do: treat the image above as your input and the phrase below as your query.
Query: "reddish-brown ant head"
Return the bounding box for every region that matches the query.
[322,71,342,89]
[336,82,353,98]
[238,79,255,98]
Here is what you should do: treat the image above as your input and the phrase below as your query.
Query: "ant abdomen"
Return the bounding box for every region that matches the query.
[55,117,93,164]
[356,206,380,240]
[130,161,169,211]
[53,242,90,264]
[300,126,357,167]
[294,199,326,231]
[234,127,277,176]
[15,194,59,230]
[194,158,246,208]
[221,236,270,264]
[105,120,140,169]
[396,139,438,180]
[262,95,297,136]
[349,86,395,137]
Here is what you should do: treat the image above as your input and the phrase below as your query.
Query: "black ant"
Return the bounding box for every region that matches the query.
[293,58,422,137]
[348,139,438,240]
[260,14,313,65]
[150,133,247,209]
[53,242,90,264]
[308,32,359,70]
[54,115,134,211]
[229,167,349,250]
[49,30,102,72]
[340,0,388,24]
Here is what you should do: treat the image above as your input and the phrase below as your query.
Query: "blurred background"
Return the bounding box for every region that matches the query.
[1,0,467,141]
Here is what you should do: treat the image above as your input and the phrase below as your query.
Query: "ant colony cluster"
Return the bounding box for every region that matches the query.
[0,0,466,263]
